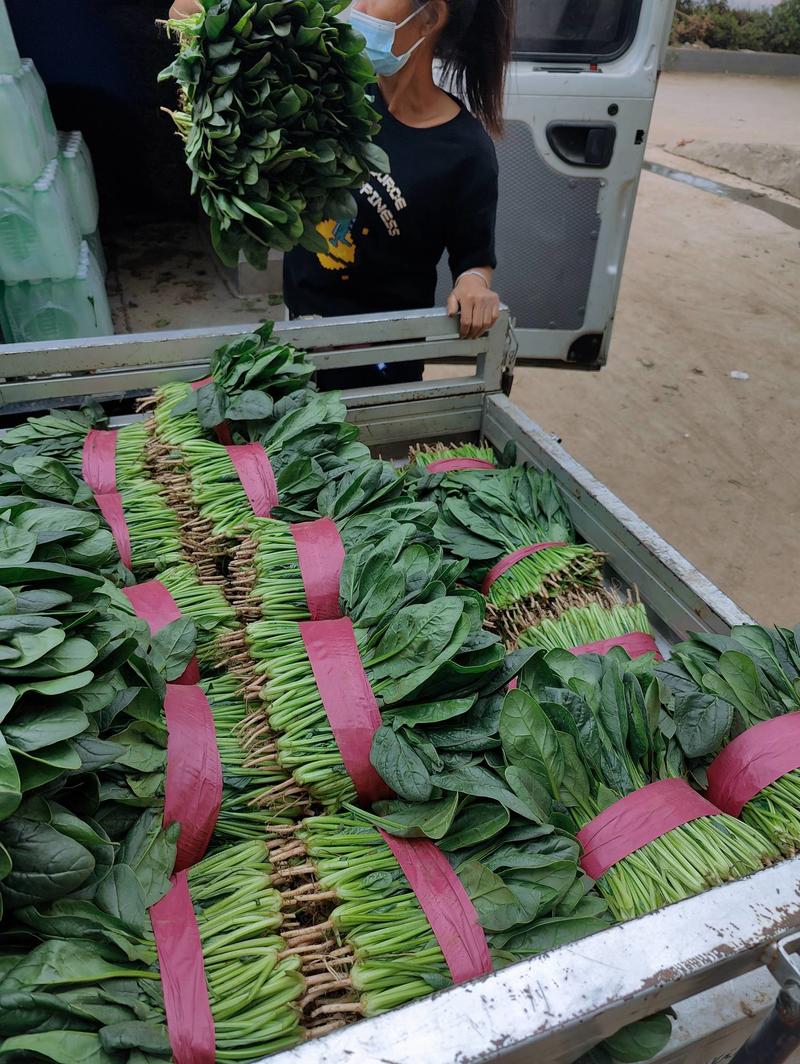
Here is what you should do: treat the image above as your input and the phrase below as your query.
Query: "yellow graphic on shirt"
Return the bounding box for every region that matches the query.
[315,219,356,271]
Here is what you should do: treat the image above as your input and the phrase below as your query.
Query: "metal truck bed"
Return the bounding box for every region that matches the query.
[1,309,797,1063]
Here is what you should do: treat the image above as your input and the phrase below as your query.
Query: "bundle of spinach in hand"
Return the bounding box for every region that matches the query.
[245,524,536,810]
[660,624,800,855]
[160,0,388,265]
[412,465,611,644]
[512,648,778,921]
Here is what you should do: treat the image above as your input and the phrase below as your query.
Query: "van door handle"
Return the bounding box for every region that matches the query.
[546,122,616,168]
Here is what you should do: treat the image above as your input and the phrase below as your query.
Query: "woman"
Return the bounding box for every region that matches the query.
[170,0,513,386]
[285,0,513,387]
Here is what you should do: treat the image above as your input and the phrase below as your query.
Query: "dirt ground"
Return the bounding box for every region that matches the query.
[506,73,800,627]
[108,72,800,625]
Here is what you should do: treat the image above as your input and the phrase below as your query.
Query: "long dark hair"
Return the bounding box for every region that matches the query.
[422,0,515,135]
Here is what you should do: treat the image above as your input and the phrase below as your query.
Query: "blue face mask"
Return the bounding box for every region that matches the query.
[348,3,428,77]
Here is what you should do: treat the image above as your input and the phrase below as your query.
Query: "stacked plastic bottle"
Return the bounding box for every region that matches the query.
[0,1,112,343]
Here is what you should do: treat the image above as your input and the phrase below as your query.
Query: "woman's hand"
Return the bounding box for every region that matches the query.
[447,270,501,339]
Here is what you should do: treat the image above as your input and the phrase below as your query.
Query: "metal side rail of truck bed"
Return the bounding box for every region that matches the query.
[1,308,797,1063]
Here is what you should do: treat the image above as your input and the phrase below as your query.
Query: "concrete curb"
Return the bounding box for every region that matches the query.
[664,47,800,77]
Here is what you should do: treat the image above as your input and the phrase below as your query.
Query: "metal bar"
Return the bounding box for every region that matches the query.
[340,375,482,409]
[0,369,486,410]
[262,858,800,1064]
[0,308,505,377]
[345,392,484,447]
[311,338,484,371]
[0,309,508,411]
[481,393,752,638]
[0,309,457,373]
[0,367,209,406]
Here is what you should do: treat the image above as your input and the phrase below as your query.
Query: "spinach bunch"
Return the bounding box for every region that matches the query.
[160,0,387,265]
[512,649,777,920]
[305,809,607,986]
[413,465,607,638]
[1,411,148,491]
[242,460,435,621]
[0,838,304,1063]
[177,388,371,537]
[660,625,800,854]
[0,450,182,580]
[154,321,316,446]
[0,559,192,923]
[305,811,673,1063]
[0,454,125,582]
[247,524,536,810]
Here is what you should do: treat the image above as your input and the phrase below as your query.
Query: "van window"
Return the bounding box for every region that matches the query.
[514,0,642,61]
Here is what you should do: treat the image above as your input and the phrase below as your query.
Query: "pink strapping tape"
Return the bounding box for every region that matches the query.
[379,831,492,983]
[481,542,568,594]
[226,444,279,517]
[81,430,133,570]
[578,777,721,880]
[570,632,662,661]
[290,518,345,621]
[163,684,223,872]
[191,377,232,445]
[426,458,496,473]
[82,429,117,493]
[149,871,216,1064]
[299,618,393,804]
[95,492,132,570]
[706,712,800,816]
[123,581,200,685]
[507,677,518,691]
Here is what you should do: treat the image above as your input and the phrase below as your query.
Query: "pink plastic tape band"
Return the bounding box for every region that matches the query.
[163,684,223,872]
[299,618,393,804]
[570,632,662,662]
[426,458,497,473]
[149,871,216,1064]
[507,677,518,691]
[82,429,118,493]
[82,431,134,570]
[191,377,233,444]
[95,492,132,570]
[290,518,345,621]
[706,712,800,816]
[122,581,200,685]
[379,831,493,984]
[226,443,279,517]
[481,542,568,594]
[578,777,721,880]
